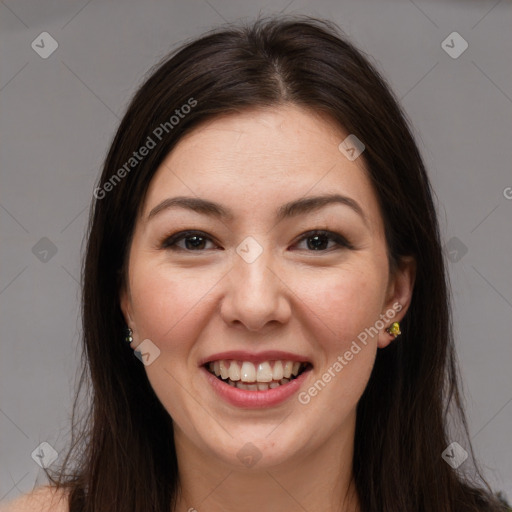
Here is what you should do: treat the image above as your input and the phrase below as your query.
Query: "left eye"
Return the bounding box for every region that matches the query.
[161,230,352,252]
[293,230,352,251]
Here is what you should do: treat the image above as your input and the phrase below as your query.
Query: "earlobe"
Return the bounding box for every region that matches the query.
[378,255,416,349]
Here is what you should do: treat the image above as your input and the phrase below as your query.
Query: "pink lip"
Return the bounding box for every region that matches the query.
[201,365,312,409]
[198,350,311,366]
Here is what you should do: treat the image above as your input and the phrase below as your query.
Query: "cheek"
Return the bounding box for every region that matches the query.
[128,259,217,347]
[294,269,383,416]
[294,264,386,345]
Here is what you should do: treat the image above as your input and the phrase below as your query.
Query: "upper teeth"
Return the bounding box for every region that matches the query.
[208,360,305,383]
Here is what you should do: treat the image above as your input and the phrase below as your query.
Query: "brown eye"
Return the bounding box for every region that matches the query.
[161,231,218,251]
[293,230,353,251]
[160,229,353,253]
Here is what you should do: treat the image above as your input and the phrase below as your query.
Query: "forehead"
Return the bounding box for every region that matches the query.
[142,105,383,234]
[157,105,349,180]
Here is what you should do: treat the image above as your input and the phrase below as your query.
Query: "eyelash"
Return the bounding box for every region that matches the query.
[160,229,354,253]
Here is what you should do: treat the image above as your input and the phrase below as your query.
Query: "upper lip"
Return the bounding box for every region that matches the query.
[198,350,312,367]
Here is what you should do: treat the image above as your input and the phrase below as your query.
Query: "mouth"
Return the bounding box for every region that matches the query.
[204,359,312,391]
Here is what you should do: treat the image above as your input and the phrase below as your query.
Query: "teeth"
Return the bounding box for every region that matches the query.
[219,360,229,379]
[240,361,256,382]
[228,361,241,381]
[272,360,284,380]
[256,362,273,382]
[230,378,294,390]
[283,361,293,379]
[208,359,308,386]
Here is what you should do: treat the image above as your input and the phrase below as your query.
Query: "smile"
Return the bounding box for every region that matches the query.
[205,359,311,391]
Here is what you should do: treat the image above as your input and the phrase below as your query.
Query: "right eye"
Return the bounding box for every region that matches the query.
[160,230,220,252]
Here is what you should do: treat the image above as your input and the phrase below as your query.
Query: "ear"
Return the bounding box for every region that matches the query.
[377,255,416,349]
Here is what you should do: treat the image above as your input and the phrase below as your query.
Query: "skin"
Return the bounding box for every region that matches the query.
[120,104,416,512]
[0,486,69,512]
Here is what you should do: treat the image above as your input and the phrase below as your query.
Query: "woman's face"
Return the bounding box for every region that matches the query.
[121,104,415,470]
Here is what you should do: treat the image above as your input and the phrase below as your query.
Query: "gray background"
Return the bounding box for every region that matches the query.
[1,0,511,504]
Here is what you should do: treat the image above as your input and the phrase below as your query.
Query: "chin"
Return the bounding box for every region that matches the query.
[192,420,313,470]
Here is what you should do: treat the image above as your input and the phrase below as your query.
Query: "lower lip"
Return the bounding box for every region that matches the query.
[201,366,312,409]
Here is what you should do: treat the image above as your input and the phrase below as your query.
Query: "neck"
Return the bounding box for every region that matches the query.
[173,413,360,512]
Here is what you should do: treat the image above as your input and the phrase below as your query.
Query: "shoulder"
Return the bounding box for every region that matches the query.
[0,485,69,512]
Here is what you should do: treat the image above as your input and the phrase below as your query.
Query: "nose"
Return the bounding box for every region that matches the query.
[219,245,291,332]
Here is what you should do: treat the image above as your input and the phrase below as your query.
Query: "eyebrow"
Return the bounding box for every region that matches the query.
[147,193,368,226]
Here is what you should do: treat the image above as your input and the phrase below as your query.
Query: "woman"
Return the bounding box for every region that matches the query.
[4,15,509,512]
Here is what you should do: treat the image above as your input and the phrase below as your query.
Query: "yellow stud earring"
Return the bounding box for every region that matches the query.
[386,321,401,338]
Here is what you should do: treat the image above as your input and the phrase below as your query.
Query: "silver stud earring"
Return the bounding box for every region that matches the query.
[124,327,133,344]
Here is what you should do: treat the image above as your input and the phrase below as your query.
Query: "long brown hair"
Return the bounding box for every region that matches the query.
[46,16,507,512]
